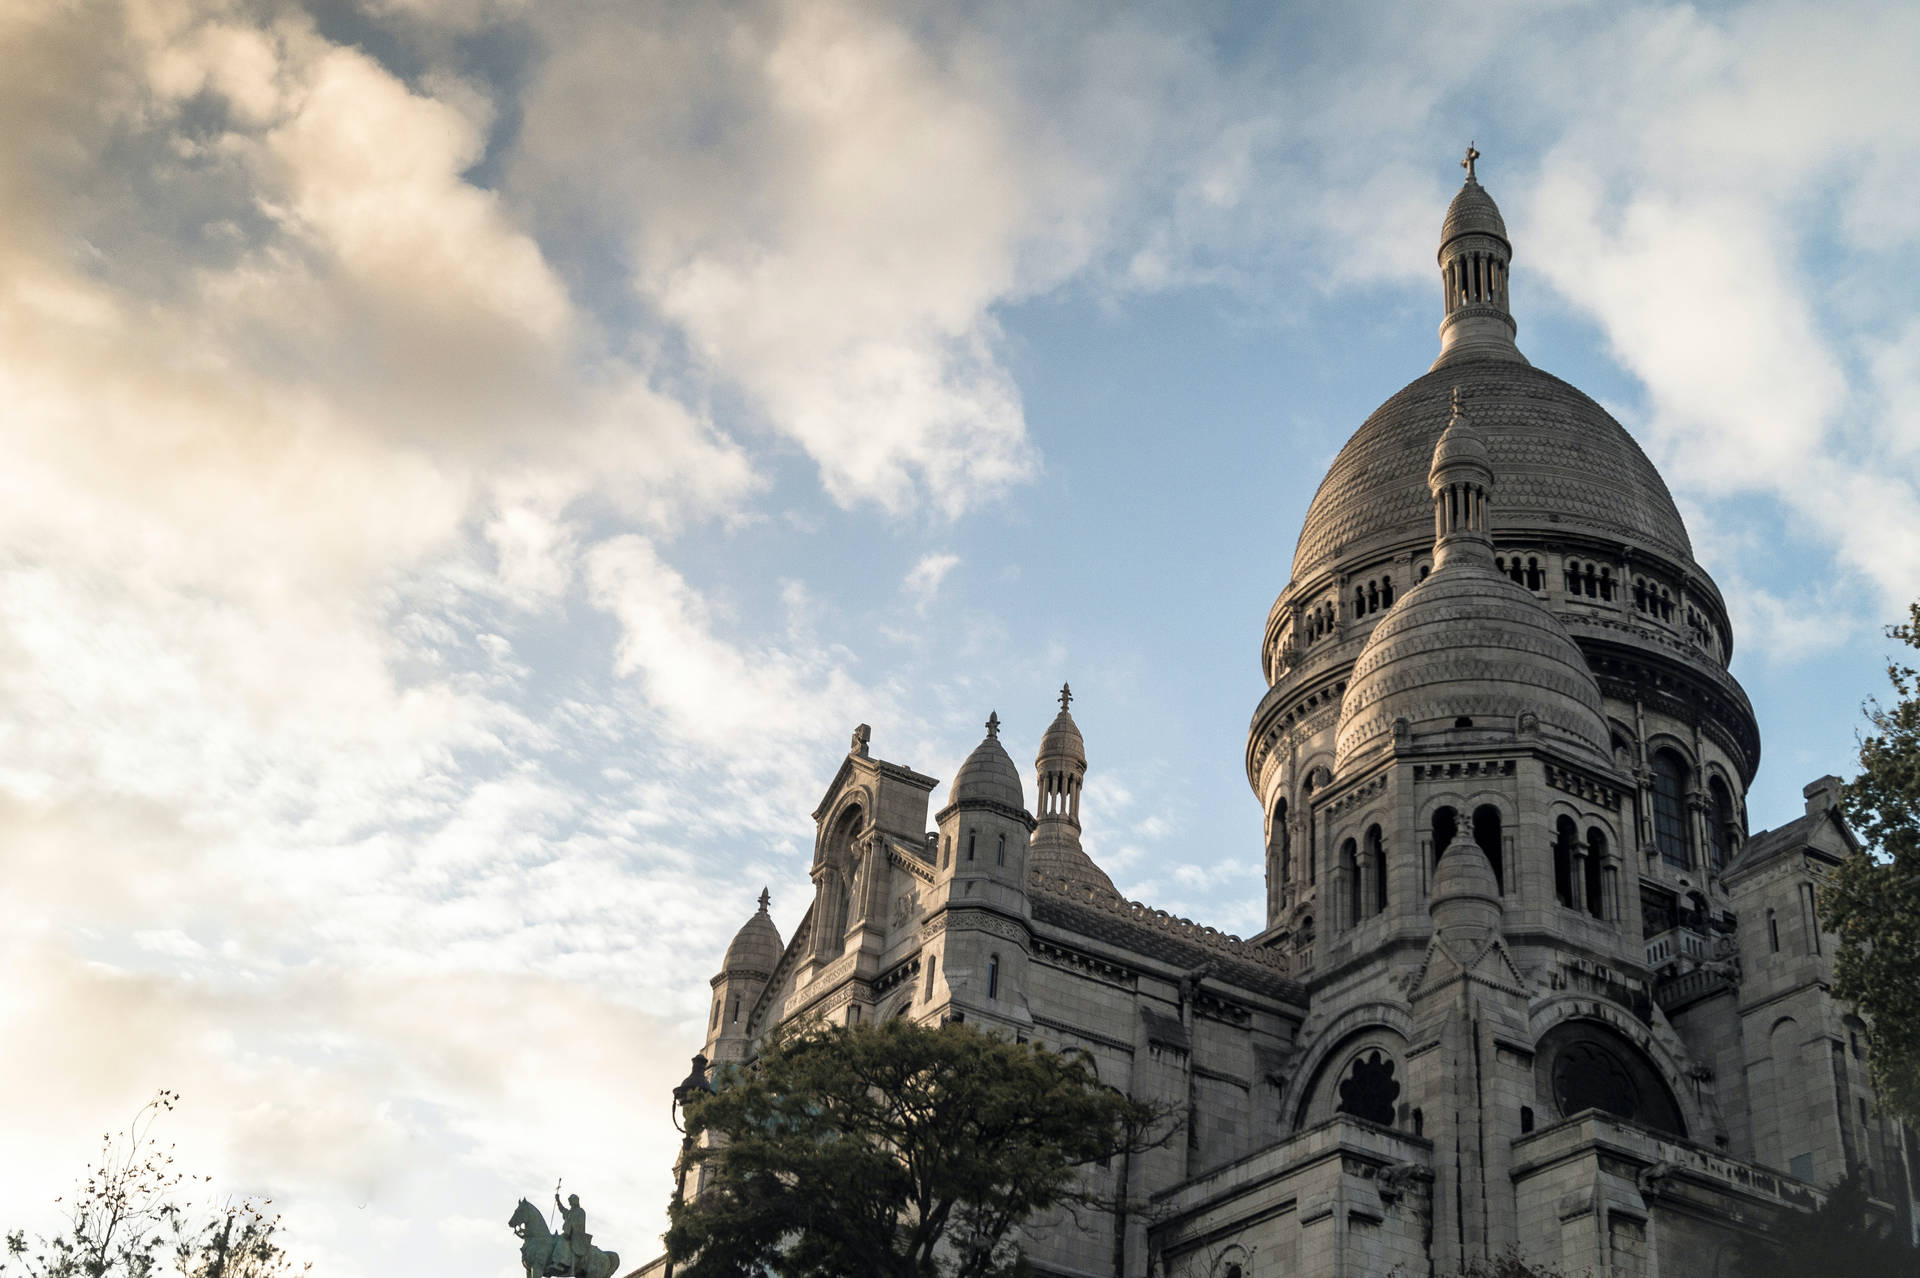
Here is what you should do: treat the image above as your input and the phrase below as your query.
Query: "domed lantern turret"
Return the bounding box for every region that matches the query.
[705,889,782,1062]
[1029,685,1118,899]
[1434,144,1526,370]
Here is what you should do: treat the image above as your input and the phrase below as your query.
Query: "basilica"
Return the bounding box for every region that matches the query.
[669,155,1920,1277]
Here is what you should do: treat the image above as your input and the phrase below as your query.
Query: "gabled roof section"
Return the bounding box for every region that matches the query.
[1724,804,1860,881]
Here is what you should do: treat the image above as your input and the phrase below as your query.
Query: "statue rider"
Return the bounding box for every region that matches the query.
[554,1193,590,1277]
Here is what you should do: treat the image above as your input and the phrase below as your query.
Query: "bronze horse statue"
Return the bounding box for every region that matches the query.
[508,1198,619,1278]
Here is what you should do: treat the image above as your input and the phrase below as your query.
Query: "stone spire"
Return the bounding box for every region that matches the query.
[1029,684,1117,898]
[1432,145,1527,370]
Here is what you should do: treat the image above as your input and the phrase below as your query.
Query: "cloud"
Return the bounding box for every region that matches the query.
[903,552,961,612]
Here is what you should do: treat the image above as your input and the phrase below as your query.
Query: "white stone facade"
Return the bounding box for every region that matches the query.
[676,160,1920,1278]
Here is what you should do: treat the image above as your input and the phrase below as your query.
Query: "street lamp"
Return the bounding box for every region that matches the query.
[665,1053,712,1278]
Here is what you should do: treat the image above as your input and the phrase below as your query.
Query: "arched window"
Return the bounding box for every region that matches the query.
[996,832,1006,867]
[1708,776,1736,869]
[1367,824,1387,914]
[1553,816,1577,908]
[1431,806,1458,868]
[1599,567,1614,601]
[1473,804,1504,894]
[1526,557,1544,590]
[1271,798,1291,892]
[1354,586,1366,617]
[1381,578,1395,607]
[1340,838,1360,927]
[1584,828,1608,920]
[1304,774,1319,884]
[987,954,1001,1000]
[1651,751,1691,869]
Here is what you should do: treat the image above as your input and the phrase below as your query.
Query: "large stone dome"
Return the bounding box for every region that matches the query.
[1334,552,1613,773]
[1291,361,1693,586]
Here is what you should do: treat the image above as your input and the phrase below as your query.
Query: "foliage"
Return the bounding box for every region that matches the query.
[3,1092,306,1278]
[1735,1170,1913,1278]
[1828,601,1920,1124]
[665,1017,1170,1278]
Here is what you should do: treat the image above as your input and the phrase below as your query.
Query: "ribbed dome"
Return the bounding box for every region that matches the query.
[722,890,782,978]
[1290,362,1693,585]
[951,714,1025,810]
[1036,706,1086,767]
[1440,179,1508,247]
[1334,557,1612,772]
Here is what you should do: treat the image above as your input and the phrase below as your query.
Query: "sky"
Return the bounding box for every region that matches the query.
[4,0,1920,1274]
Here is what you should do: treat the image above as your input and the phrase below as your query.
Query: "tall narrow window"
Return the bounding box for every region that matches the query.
[1553,816,1577,908]
[1652,751,1691,868]
[710,999,721,1031]
[1340,838,1360,927]
[1801,884,1822,955]
[925,956,938,999]
[1432,806,1458,868]
[730,996,740,1024]
[996,833,1006,867]
[1367,825,1387,914]
[1273,799,1291,888]
[967,829,977,861]
[1584,828,1608,920]
[1708,777,1736,869]
[987,954,1000,1000]
[1305,775,1318,885]
[1768,909,1780,953]
[1473,804,1504,894]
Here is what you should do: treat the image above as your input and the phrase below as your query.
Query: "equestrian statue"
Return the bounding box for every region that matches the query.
[508,1193,619,1278]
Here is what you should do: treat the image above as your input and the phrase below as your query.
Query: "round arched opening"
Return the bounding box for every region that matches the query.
[1533,1019,1685,1138]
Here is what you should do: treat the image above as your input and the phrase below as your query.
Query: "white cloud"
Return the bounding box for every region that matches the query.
[903,552,961,612]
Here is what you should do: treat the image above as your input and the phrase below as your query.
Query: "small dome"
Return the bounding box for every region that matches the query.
[1036,689,1086,768]
[1431,836,1501,908]
[1429,391,1493,482]
[722,889,782,978]
[951,712,1026,810]
[1440,178,1508,250]
[1334,556,1612,771]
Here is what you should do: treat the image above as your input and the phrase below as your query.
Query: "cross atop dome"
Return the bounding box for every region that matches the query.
[1461,142,1480,182]
[986,710,1001,739]
[757,887,771,913]
[1058,683,1072,711]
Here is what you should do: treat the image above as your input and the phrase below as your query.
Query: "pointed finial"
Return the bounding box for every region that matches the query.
[986,710,1001,739]
[1461,142,1480,182]
[757,887,771,914]
[1058,683,1072,711]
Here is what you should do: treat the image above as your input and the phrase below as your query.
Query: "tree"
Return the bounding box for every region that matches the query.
[3,1092,306,1278]
[1827,601,1920,1124]
[1735,1169,1912,1278]
[665,1017,1169,1278]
